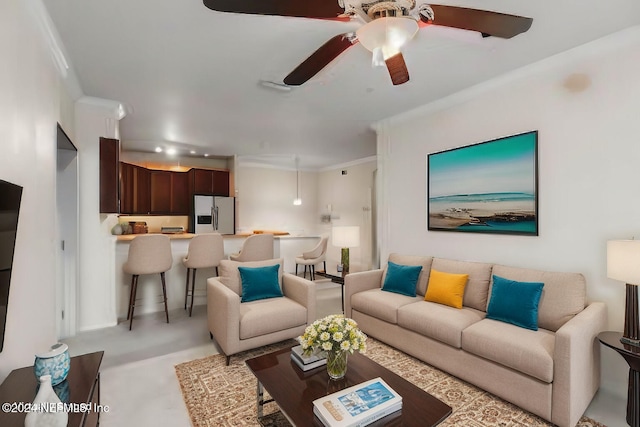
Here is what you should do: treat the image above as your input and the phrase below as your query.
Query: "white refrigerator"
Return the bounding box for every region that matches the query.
[194,195,235,234]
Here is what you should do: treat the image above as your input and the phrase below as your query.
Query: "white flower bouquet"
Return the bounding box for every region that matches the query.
[299,314,367,356]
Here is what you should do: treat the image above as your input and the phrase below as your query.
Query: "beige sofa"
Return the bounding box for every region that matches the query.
[344,254,607,427]
[207,258,316,364]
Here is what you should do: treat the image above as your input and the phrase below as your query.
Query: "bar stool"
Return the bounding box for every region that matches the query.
[229,233,274,261]
[183,233,225,317]
[123,234,173,330]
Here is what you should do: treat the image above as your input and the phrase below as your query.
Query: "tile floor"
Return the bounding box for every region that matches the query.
[62,281,626,427]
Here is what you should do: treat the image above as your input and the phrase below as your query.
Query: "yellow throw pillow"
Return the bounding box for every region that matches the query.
[424,269,469,309]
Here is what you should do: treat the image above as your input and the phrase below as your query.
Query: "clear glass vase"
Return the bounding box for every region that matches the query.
[326,350,348,380]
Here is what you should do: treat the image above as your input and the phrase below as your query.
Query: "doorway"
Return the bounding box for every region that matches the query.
[56,124,78,338]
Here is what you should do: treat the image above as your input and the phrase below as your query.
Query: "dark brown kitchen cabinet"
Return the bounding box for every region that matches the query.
[212,170,230,196]
[190,168,229,196]
[150,170,172,213]
[170,171,190,214]
[99,137,119,213]
[120,162,151,214]
[150,170,190,214]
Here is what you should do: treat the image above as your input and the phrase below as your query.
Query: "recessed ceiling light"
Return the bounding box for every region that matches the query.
[204,154,209,157]
[155,147,163,153]
[190,150,196,155]
[166,148,177,155]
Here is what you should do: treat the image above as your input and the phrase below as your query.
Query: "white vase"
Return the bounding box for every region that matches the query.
[24,374,68,427]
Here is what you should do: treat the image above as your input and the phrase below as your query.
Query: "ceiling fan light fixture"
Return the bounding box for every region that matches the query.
[356,17,418,61]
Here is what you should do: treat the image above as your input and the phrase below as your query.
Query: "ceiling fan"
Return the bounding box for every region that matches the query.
[203,0,533,86]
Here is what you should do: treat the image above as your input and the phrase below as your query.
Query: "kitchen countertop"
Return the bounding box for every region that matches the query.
[115,233,197,241]
[114,232,312,241]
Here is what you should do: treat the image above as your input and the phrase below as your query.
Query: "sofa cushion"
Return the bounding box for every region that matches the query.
[431,258,492,311]
[385,254,433,296]
[486,275,544,330]
[424,269,468,309]
[398,301,484,348]
[219,258,284,296]
[462,318,555,383]
[381,261,423,297]
[239,264,283,303]
[491,265,586,332]
[239,297,307,340]
[351,288,422,324]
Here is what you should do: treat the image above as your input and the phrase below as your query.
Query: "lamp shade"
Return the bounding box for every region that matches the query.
[332,226,360,248]
[607,240,640,284]
[356,17,418,61]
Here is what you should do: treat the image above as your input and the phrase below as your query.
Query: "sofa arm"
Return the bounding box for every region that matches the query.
[344,269,384,318]
[207,277,241,356]
[282,273,317,324]
[552,301,607,427]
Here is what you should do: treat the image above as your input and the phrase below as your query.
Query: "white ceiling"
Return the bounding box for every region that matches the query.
[42,0,640,169]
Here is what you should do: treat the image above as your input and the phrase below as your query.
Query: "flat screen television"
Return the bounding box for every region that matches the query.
[0,180,23,352]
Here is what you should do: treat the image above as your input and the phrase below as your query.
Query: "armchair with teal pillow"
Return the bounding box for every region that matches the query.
[207,258,316,365]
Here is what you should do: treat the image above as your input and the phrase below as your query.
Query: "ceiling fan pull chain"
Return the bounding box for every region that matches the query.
[418,4,434,22]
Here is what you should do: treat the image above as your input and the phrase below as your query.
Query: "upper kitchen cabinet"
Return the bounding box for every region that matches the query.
[150,170,190,215]
[170,171,190,214]
[150,170,172,213]
[190,168,229,196]
[99,138,120,213]
[212,170,230,196]
[120,162,151,214]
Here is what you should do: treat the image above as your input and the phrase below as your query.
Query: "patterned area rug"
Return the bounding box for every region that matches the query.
[175,339,607,427]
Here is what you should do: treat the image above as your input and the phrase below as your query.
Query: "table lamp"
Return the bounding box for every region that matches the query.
[332,226,360,273]
[607,239,640,347]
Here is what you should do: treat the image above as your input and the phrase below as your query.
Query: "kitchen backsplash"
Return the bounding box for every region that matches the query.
[118,215,189,233]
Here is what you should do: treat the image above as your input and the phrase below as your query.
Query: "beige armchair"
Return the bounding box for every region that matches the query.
[207,258,316,365]
[229,233,274,261]
[295,235,328,281]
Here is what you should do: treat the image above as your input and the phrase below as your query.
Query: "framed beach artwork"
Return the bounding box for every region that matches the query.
[427,131,538,236]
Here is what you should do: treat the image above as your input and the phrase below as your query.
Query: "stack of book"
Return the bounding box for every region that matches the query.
[290,345,327,371]
[313,377,402,427]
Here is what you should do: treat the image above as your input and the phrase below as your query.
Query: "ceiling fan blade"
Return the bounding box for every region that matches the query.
[283,34,358,86]
[385,53,410,86]
[426,5,533,39]
[203,0,345,20]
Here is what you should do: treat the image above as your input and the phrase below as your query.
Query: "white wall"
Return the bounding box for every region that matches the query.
[0,0,74,381]
[235,160,377,271]
[236,165,319,236]
[377,27,640,399]
[317,158,378,271]
[75,98,123,331]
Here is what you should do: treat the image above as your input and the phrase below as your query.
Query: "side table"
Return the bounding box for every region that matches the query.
[315,269,348,311]
[598,331,640,427]
[0,351,104,427]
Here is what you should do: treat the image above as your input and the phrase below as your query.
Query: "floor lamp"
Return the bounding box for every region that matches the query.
[607,240,640,347]
[332,226,360,273]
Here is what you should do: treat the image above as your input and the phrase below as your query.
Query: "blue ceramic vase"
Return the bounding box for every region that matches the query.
[34,343,70,386]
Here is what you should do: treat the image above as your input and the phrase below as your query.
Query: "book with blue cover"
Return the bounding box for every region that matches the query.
[313,377,402,427]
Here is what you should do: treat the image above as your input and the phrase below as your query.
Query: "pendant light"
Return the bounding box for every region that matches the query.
[293,156,302,206]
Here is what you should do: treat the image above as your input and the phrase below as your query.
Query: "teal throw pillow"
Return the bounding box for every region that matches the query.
[381,261,423,297]
[239,264,283,303]
[486,275,544,330]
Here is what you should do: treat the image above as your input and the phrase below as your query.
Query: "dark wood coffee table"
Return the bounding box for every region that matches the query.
[246,346,451,426]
